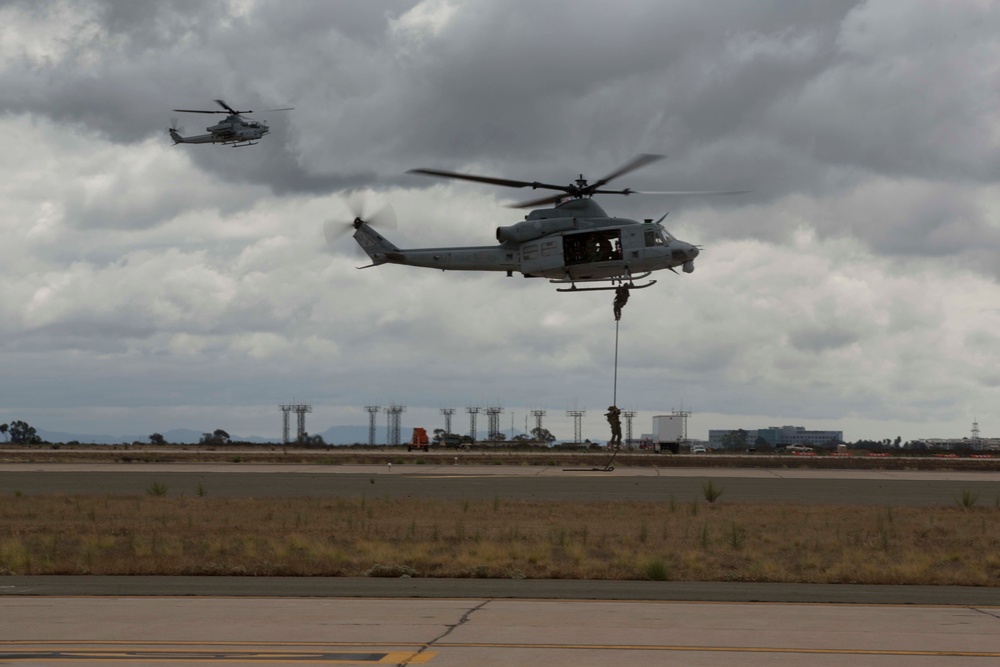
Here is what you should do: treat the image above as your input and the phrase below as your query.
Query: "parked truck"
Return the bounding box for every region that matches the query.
[652,415,684,454]
[407,427,430,452]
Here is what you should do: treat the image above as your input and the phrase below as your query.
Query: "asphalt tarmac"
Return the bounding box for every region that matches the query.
[1,595,998,666]
[1,462,998,506]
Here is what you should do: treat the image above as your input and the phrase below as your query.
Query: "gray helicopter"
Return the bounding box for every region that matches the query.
[169,99,293,147]
[334,154,743,292]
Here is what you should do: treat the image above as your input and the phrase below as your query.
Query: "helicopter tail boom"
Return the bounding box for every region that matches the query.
[168,128,184,144]
[352,222,400,266]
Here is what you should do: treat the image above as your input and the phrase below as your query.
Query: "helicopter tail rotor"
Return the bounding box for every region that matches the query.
[167,118,186,144]
[323,192,397,247]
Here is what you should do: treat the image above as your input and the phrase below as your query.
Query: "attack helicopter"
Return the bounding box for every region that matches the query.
[331,154,744,292]
[168,99,293,147]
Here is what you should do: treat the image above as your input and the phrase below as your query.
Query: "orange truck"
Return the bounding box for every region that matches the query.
[407,427,430,452]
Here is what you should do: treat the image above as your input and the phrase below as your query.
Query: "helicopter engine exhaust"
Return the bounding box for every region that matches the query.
[496,218,576,243]
[683,261,695,274]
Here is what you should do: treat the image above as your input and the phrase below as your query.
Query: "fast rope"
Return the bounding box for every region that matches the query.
[600,317,623,471]
[564,292,626,473]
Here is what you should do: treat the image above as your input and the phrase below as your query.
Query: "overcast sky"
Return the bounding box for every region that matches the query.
[3,0,1000,443]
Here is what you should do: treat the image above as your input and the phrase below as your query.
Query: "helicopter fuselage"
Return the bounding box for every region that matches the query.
[170,115,269,146]
[353,199,699,286]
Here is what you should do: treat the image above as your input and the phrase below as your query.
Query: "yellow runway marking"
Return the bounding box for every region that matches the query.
[435,642,1000,658]
[0,642,435,663]
[4,640,998,660]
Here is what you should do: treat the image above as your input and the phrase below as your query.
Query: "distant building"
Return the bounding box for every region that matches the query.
[708,429,758,449]
[709,425,843,450]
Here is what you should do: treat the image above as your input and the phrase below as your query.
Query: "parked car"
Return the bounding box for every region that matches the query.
[691,445,707,454]
[786,444,813,453]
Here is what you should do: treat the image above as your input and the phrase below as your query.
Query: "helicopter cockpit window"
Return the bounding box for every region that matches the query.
[658,227,675,243]
[644,229,663,247]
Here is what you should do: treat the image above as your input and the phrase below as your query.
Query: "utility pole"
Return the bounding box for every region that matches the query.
[440,408,455,435]
[566,409,586,444]
[364,405,380,446]
[623,410,636,451]
[466,407,480,443]
[386,404,405,446]
[279,403,311,444]
[530,409,546,441]
[486,406,504,445]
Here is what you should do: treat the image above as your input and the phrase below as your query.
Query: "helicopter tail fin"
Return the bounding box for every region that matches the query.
[352,222,400,266]
[168,128,184,144]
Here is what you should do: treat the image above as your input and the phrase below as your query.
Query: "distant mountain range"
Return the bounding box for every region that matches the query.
[32,426,523,446]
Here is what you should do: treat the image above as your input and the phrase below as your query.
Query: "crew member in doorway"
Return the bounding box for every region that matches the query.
[605,405,622,449]
[613,284,630,321]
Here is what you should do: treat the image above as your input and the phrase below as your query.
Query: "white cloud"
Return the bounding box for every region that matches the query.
[2,0,1000,443]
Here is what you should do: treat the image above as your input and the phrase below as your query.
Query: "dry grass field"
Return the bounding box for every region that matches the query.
[3,444,1000,471]
[2,493,998,585]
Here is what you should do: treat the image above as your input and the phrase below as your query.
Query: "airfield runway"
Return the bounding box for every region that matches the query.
[0,593,998,666]
[1,462,998,506]
[1,463,998,665]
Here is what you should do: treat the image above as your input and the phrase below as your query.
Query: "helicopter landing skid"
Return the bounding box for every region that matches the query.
[555,279,656,293]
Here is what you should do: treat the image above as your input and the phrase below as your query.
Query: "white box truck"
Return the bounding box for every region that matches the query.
[653,415,684,454]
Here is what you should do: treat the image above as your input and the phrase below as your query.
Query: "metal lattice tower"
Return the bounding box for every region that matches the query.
[364,406,380,446]
[280,405,292,444]
[623,410,636,450]
[973,418,981,450]
[385,404,405,446]
[279,403,312,444]
[466,407,480,442]
[530,409,546,440]
[566,410,586,444]
[486,406,504,443]
[672,409,691,444]
[440,408,455,435]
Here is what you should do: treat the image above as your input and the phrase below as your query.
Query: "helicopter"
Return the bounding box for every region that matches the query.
[168,99,293,147]
[332,154,744,292]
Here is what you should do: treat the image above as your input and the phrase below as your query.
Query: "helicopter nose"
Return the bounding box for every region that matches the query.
[689,245,699,259]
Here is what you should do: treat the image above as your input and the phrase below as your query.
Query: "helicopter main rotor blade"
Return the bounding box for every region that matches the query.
[259,107,295,112]
[407,168,542,190]
[408,167,585,205]
[589,153,664,190]
[173,108,228,114]
[215,99,244,114]
[508,192,568,209]
[630,189,751,195]
[410,153,729,209]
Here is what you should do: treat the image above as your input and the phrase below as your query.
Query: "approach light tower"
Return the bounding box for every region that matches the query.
[386,404,405,446]
[566,409,586,444]
[623,410,636,450]
[279,403,312,444]
[530,409,546,440]
[486,406,504,444]
[440,408,455,435]
[672,409,691,446]
[972,418,982,450]
[466,407,480,442]
[364,405,380,446]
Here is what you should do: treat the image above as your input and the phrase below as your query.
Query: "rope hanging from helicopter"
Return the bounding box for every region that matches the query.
[563,285,629,472]
[600,316,623,471]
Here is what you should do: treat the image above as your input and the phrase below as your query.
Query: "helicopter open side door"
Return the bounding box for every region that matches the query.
[520,236,564,277]
[563,229,623,266]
